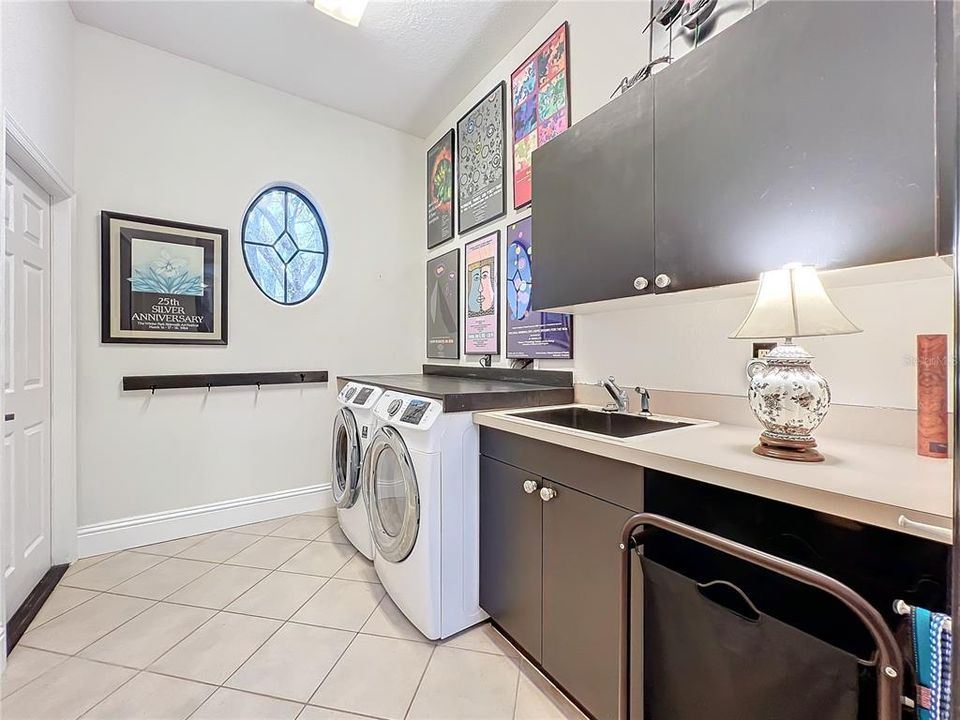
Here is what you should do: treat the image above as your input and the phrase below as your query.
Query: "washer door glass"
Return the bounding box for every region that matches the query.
[364,426,419,562]
[331,408,361,509]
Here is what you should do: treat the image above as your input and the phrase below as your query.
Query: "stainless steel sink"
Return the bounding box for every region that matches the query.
[512,406,692,438]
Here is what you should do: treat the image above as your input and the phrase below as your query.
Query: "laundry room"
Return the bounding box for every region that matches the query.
[1,0,958,719]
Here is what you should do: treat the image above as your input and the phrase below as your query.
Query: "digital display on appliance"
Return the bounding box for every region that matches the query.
[354,387,373,405]
[401,400,430,424]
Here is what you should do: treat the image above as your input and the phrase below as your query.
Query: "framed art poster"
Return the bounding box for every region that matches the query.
[426,248,460,359]
[506,216,573,359]
[427,130,455,248]
[457,82,507,234]
[511,22,571,209]
[101,211,228,345]
[464,230,500,355]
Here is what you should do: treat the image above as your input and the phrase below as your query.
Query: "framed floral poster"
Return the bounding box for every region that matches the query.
[511,22,571,209]
[100,211,228,345]
[427,130,455,248]
[464,230,500,355]
[426,248,460,359]
[457,82,507,234]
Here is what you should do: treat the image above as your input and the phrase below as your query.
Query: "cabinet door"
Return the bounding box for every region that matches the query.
[530,81,655,310]
[479,456,543,660]
[542,482,635,720]
[654,1,936,293]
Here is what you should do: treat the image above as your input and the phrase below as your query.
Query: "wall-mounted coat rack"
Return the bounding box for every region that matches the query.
[122,371,328,393]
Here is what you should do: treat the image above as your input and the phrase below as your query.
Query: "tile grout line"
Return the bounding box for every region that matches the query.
[510,653,523,720]
[24,588,105,631]
[60,552,166,594]
[402,643,438,720]
[295,626,361,708]
[218,567,340,694]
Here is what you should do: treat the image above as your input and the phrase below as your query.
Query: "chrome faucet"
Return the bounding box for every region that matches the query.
[599,376,629,413]
[598,376,652,415]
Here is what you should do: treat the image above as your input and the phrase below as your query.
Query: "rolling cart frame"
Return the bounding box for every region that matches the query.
[619,512,904,720]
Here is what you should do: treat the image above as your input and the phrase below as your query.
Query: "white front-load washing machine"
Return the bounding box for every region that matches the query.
[332,382,383,559]
[361,390,487,640]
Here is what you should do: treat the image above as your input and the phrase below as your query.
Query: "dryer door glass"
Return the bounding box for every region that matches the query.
[365,426,419,562]
[332,408,361,509]
[376,449,406,537]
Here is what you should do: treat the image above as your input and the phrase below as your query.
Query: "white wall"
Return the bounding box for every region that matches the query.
[423,0,953,412]
[75,25,423,527]
[2,0,75,186]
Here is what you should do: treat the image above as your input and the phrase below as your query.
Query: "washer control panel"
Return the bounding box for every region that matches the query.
[339,382,382,409]
[375,391,442,429]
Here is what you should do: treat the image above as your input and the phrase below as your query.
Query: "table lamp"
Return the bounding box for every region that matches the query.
[730,264,861,462]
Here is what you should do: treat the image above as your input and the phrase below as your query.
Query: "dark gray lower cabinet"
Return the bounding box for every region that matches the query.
[479,430,643,720]
[541,481,635,720]
[479,456,543,661]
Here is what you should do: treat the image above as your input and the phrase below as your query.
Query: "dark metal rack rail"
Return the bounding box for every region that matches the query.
[619,512,904,720]
[122,371,328,392]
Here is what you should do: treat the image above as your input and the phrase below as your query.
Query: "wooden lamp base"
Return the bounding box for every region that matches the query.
[753,433,824,462]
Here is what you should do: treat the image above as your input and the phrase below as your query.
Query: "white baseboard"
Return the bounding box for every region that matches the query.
[77,484,334,558]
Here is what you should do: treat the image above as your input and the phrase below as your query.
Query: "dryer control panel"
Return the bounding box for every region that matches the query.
[339,382,383,409]
[375,391,442,430]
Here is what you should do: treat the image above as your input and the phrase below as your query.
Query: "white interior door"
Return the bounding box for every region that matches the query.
[3,159,52,619]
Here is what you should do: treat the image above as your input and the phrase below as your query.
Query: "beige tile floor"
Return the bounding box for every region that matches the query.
[0,509,584,720]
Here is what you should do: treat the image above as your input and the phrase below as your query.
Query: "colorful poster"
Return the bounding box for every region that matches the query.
[426,248,460,359]
[457,83,507,234]
[426,130,455,248]
[101,211,227,345]
[505,217,572,359]
[511,23,571,209]
[464,230,500,355]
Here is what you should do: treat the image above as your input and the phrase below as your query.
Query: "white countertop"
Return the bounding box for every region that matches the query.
[473,405,953,544]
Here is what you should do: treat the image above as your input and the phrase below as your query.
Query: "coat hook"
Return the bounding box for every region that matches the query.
[300,373,305,382]
[151,385,156,395]
[207,383,212,392]
[257,382,261,391]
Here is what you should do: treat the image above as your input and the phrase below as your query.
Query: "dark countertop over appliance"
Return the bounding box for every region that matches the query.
[337,364,574,413]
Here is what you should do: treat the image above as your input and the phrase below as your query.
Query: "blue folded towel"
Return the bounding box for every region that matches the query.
[912,606,952,720]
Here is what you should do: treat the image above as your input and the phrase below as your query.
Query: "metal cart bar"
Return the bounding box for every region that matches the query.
[619,512,903,720]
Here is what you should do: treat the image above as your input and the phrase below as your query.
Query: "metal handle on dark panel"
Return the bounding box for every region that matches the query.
[523,480,539,495]
[540,487,557,502]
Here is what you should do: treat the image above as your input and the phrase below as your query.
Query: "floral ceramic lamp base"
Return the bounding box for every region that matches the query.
[747,341,830,463]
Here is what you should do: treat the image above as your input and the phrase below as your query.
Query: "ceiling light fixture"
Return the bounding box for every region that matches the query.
[312,0,368,27]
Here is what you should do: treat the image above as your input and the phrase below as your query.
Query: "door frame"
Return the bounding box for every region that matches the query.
[0,113,77,662]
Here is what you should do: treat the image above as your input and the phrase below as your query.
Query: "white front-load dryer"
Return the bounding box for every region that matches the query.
[333,382,382,559]
[362,390,486,640]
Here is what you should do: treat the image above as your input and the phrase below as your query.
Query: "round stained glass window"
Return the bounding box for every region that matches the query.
[242,186,328,305]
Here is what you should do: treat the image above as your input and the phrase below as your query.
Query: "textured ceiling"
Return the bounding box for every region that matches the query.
[71,0,556,137]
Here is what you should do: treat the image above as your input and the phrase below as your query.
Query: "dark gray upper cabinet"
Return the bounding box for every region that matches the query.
[653,0,937,292]
[529,1,940,308]
[530,80,655,309]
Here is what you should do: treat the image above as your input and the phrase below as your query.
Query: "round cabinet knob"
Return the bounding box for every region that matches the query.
[523,480,539,494]
[539,487,557,502]
[633,276,649,291]
[654,274,672,289]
